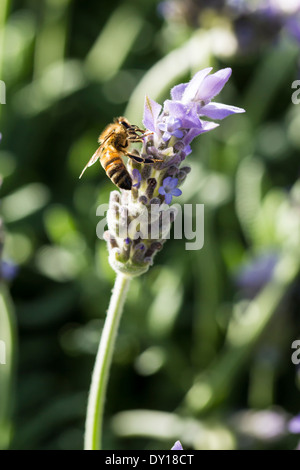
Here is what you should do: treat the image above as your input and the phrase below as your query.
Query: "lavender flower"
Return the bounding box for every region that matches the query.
[159,177,182,204]
[171,440,183,450]
[158,116,184,142]
[104,67,245,276]
[166,67,244,124]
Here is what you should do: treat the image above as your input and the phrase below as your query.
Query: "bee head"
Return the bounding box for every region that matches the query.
[116,117,131,129]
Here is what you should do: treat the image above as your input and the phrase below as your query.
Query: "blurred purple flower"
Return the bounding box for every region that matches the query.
[0,133,18,283]
[0,260,19,282]
[288,414,300,434]
[171,440,183,450]
[286,17,300,42]
[159,0,300,53]
[236,252,279,297]
[158,177,182,204]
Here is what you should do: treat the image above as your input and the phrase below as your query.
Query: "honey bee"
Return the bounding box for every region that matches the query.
[79,117,159,190]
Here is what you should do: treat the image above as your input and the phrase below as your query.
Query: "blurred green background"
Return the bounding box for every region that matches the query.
[0,0,300,450]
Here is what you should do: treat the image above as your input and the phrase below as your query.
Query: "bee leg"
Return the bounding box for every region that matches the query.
[126,152,144,163]
[141,156,163,163]
[132,128,154,136]
[126,152,163,164]
[127,136,143,143]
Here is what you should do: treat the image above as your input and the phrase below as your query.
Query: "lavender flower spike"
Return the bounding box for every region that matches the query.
[105,67,245,276]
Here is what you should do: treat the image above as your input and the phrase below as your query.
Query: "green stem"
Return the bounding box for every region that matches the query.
[84,273,131,450]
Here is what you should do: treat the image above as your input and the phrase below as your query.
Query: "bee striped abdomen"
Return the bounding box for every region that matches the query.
[101,147,132,190]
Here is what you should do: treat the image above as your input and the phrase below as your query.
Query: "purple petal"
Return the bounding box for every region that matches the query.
[162,131,172,142]
[158,186,166,196]
[173,129,184,138]
[166,116,182,130]
[200,121,220,132]
[164,100,202,129]
[170,83,188,100]
[163,176,173,187]
[183,127,205,145]
[200,102,245,120]
[182,67,213,103]
[171,188,182,197]
[168,177,178,189]
[164,193,172,204]
[157,122,167,132]
[143,96,162,132]
[183,121,219,143]
[195,67,232,101]
[171,440,183,450]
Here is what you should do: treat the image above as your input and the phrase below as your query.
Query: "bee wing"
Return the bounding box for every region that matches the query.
[79,147,103,179]
[98,128,115,145]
